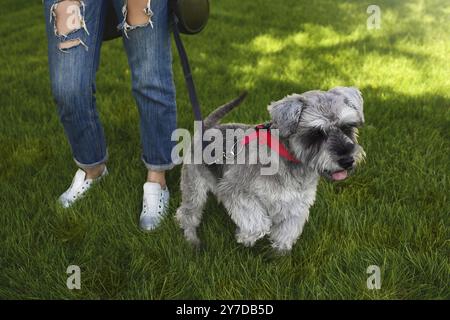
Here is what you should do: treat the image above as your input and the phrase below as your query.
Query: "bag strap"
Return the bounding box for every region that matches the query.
[172,15,204,123]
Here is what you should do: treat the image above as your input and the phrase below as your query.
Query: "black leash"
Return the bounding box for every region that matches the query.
[172,15,204,123]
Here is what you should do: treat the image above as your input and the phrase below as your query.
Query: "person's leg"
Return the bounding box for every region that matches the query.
[114,0,177,183]
[44,0,109,206]
[112,0,177,229]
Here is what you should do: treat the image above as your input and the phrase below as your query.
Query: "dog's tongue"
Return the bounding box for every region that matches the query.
[332,170,348,181]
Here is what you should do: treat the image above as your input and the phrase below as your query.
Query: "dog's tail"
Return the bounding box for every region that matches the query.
[203,91,248,129]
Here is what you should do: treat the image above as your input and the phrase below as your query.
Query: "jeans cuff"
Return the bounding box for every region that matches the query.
[74,150,108,169]
[142,156,175,171]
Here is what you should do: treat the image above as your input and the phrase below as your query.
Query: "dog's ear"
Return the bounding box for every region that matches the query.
[267,94,304,137]
[329,87,364,124]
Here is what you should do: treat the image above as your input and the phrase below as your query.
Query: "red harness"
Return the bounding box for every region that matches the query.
[240,123,300,163]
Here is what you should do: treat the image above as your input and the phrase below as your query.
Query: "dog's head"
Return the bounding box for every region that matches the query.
[268,86,366,181]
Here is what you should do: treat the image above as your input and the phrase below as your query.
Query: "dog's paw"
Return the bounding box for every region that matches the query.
[273,248,291,256]
[189,238,202,250]
[270,242,293,255]
[236,237,258,248]
[236,229,268,247]
[261,248,291,262]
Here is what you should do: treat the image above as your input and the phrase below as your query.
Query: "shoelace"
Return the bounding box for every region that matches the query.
[142,191,165,217]
[66,179,92,200]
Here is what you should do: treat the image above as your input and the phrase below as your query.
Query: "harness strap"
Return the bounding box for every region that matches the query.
[241,123,301,164]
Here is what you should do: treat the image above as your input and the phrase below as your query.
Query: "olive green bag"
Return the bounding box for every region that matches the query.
[170,0,210,35]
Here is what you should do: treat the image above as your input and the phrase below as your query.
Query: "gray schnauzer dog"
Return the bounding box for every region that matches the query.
[176,87,365,252]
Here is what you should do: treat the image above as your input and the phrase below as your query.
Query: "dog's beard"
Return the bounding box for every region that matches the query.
[313,150,350,181]
[289,138,360,181]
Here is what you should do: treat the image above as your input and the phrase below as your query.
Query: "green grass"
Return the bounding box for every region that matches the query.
[0,0,449,299]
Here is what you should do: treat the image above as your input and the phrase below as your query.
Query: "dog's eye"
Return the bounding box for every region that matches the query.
[340,125,354,137]
[303,129,327,148]
[309,129,326,139]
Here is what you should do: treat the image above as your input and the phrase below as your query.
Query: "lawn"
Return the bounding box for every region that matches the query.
[0,0,448,299]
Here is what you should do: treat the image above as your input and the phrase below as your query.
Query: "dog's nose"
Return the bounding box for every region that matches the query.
[338,156,354,169]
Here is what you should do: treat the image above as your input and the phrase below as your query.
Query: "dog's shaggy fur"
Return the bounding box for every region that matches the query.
[176,87,365,252]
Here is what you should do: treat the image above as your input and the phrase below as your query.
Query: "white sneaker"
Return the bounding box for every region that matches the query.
[58,167,108,208]
[140,182,170,231]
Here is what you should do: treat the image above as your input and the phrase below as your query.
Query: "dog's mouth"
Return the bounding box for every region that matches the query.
[324,170,348,181]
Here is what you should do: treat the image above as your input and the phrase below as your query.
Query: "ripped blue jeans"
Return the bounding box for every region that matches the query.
[43,0,177,171]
